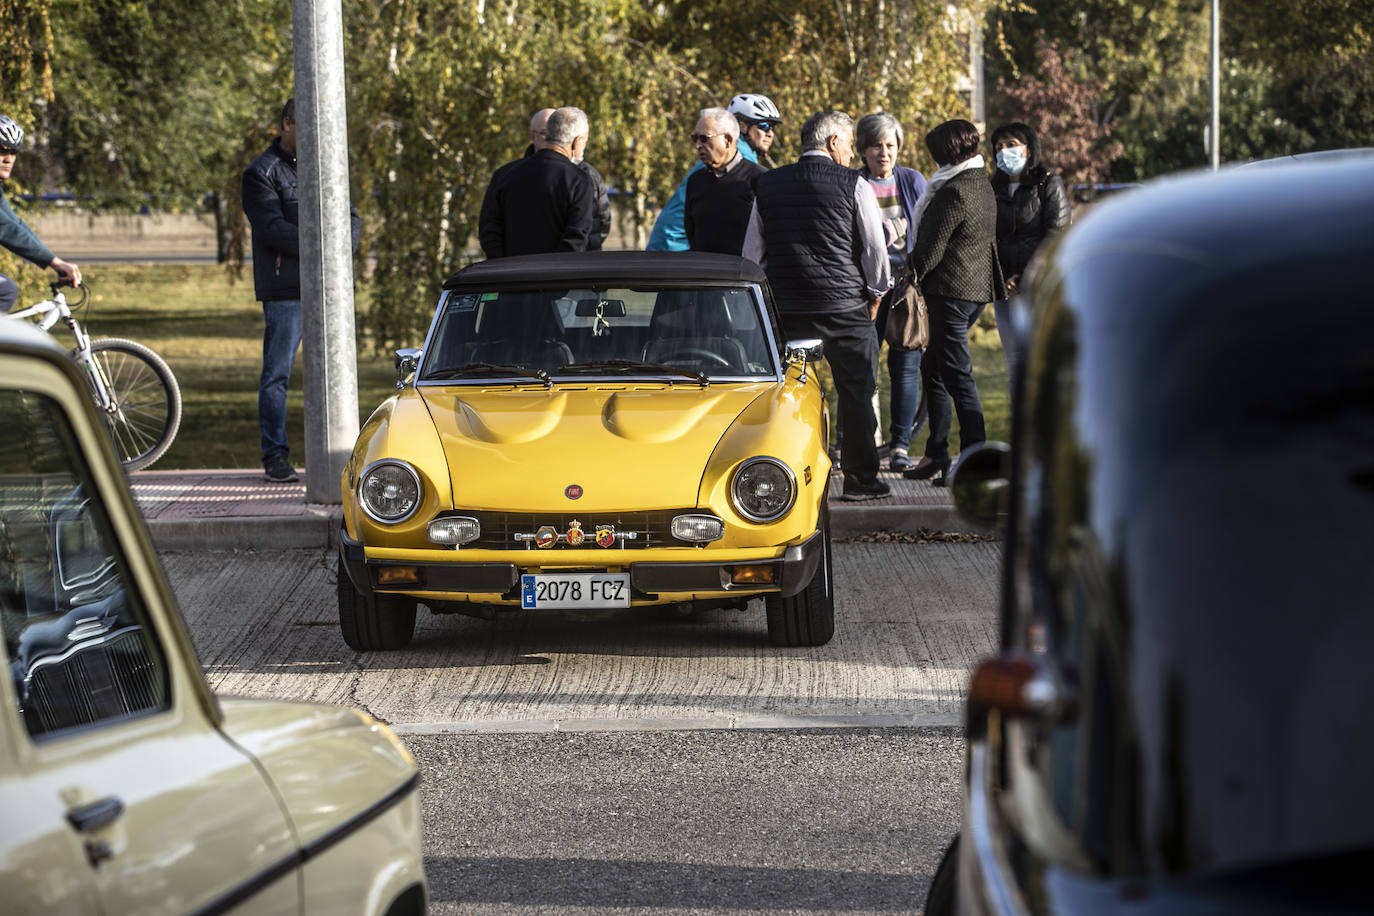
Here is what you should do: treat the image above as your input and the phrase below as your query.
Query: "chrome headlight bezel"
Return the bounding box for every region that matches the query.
[357,459,423,524]
[729,457,796,524]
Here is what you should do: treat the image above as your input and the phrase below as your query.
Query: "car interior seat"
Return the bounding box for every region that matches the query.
[642,290,748,372]
[461,293,574,372]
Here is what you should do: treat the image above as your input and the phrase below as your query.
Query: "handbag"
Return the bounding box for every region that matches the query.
[884,269,929,351]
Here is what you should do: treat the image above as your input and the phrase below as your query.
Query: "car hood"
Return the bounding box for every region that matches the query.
[216,697,417,844]
[419,383,775,509]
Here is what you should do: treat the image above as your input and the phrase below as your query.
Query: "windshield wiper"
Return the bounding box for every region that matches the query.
[560,359,710,388]
[425,362,553,387]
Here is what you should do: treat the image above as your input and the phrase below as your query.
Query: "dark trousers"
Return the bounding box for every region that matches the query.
[782,306,880,485]
[921,295,986,462]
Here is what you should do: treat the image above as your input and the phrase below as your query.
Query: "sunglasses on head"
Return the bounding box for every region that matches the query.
[750,121,776,133]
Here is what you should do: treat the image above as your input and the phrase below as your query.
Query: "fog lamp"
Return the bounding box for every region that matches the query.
[428,516,480,546]
[671,514,724,543]
[729,564,775,585]
[376,565,420,586]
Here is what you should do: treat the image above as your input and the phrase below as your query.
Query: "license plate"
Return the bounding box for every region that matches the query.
[520,573,630,609]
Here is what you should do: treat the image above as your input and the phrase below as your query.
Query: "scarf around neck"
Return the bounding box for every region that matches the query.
[911,154,986,236]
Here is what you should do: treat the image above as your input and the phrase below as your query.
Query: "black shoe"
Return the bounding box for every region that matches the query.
[264,453,299,483]
[841,477,891,501]
[902,456,950,481]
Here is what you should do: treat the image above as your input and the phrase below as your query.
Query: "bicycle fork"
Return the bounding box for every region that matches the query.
[69,318,121,419]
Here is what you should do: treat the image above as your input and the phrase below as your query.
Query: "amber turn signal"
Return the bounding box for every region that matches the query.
[728,564,775,585]
[376,566,420,586]
[968,652,1072,721]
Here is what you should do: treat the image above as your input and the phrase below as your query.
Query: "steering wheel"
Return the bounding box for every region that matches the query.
[660,347,733,369]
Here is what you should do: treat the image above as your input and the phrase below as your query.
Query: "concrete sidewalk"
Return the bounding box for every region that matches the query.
[130,466,965,551]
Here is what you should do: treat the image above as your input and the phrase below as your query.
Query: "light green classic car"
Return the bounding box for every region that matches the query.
[0,319,427,914]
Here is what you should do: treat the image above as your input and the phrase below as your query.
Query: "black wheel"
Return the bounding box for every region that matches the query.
[81,338,181,471]
[764,505,835,646]
[337,562,417,650]
[923,835,958,916]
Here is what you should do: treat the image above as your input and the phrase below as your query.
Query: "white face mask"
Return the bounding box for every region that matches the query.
[996,147,1027,176]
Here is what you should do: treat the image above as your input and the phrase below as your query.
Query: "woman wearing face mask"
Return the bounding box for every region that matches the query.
[989,122,1071,381]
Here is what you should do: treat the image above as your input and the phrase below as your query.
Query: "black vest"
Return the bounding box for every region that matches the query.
[753,156,866,313]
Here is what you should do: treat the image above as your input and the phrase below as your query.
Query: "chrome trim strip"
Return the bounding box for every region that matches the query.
[188,772,421,916]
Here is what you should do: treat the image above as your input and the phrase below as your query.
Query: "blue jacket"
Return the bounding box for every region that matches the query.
[0,184,55,268]
[647,140,758,251]
[242,140,361,302]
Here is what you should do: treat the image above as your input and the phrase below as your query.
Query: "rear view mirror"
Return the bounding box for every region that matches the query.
[784,339,824,363]
[575,298,627,318]
[949,442,1011,528]
[394,347,422,388]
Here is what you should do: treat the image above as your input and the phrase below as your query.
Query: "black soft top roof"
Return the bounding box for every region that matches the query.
[442,251,768,291]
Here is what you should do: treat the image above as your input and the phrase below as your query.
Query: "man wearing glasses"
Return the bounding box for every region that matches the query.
[646,92,780,251]
[683,108,765,255]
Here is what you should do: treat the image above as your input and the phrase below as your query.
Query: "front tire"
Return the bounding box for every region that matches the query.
[923,835,958,916]
[80,338,182,471]
[337,562,417,650]
[764,506,835,646]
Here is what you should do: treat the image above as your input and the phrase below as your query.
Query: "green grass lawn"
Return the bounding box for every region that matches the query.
[27,264,1010,470]
[50,264,399,470]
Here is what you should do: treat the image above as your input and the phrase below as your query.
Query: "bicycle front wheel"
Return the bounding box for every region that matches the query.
[79,338,182,471]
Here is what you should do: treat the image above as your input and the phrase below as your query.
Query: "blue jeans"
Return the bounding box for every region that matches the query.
[259,299,302,461]
[873,296,923,451]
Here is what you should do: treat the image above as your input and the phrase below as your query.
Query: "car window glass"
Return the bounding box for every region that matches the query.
[423,287,775,379]
[0,390,170,740]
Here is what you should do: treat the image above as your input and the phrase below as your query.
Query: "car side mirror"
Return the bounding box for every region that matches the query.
[784,338,824,363]
[394,347,422,388]
[949,442,1011,529]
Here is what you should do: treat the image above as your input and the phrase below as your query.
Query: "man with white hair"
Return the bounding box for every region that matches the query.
[743,110,892,501]
[479,106,596,257]
[683,108,765,255]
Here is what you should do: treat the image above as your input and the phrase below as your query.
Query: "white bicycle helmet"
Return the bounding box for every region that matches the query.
[727,94,781,124]
[0,115,24,151]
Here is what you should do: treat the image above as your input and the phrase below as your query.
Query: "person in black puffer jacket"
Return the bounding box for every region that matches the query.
[989,122,1070,385]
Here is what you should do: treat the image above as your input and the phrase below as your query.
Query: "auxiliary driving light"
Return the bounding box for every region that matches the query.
[728,565,775,585]
[671,514,724,543]
[428,516,480,546]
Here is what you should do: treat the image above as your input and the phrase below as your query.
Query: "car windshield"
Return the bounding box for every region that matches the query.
[420,286,777,382]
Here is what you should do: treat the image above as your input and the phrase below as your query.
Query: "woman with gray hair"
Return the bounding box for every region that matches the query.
[856,112,928,471]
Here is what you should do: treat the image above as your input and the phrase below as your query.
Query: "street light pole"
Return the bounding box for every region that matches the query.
[1210,0,1221,170]
[292,0,359,504]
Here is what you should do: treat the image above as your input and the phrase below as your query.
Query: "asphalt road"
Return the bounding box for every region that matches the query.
[161,540,1000,914]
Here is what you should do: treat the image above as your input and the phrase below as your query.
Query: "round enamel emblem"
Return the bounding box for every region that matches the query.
[565,484,583,500]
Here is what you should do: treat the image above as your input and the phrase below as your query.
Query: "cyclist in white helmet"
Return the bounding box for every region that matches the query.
[647,93,781,251]
[727,93,782,170]
[0,114,82,312]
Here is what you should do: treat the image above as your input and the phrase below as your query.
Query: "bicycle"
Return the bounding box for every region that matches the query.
[8,282,181,471]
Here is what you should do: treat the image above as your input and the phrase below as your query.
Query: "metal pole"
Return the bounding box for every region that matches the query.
[1210,0,1221,170]
[292,0,359,504]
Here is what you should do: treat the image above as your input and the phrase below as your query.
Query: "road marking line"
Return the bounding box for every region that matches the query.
[390,712,962,735]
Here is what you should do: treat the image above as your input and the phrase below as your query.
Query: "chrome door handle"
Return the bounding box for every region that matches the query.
[66,796,124,833]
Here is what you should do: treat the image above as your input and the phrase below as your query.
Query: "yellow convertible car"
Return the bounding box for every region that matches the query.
[339,251,835,650]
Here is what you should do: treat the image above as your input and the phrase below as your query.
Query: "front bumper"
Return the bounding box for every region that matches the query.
[338,527,825,604]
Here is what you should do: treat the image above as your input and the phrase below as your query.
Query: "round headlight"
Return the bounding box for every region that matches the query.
[730,457,796,523]
[358,460,422,523]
